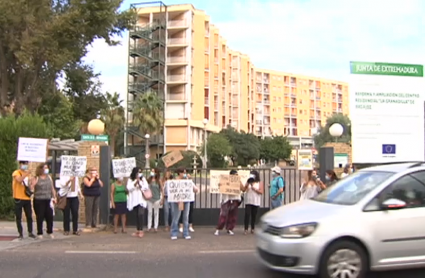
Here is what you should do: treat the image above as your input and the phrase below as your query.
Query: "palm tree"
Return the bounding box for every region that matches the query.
[100,92,125,157]
[132,90,164,136]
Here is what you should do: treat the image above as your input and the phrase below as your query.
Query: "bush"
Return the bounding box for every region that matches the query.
[0,112,51,218]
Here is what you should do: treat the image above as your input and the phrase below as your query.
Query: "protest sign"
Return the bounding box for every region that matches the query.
[112,157,136,178]
[166,180,195,203]
[219,174,241,195]
[17,137,48,162]
[209,170,250,194]
[162,151,183,168]
[60,156,87,177]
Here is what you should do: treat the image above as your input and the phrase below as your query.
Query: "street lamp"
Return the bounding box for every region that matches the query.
[329,123,344,142]
[87,119,105,135]
[202,118,208,168]
[144,133,150,169]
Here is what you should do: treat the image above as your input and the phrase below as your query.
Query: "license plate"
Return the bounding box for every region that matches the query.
[257,238,268,250]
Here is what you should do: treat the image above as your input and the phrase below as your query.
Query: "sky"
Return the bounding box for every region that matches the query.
[83,0,425,97]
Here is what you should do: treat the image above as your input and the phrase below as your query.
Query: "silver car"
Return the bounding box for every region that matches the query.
[256,163,425,278]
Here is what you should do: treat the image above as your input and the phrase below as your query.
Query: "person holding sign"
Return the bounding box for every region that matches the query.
[110,177,128,234]
[12,161,36,240]
[59,175,83,236]
[126,167,149,238]
[214,170,245,236]
[82,167,104,229]
[168,167,199,240]
[243,170,263,235]
[161,170,173,231]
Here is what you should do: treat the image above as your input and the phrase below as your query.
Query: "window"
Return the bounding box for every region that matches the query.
[278,97,282,102]
[299,99,303,104]
[278,108,282,112]
[273,96,276,101]
[381,172,425,208]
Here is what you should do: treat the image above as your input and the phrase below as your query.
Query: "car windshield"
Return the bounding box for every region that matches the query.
[313,171,394,205]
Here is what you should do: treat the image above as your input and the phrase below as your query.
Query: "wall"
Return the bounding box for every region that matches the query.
[323,142,352,176]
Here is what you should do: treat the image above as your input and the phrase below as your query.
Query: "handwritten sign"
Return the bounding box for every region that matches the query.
[162,151,183,168]
[60,156,87,177]
[209,170,250,194]
[112,157,136,178]
[166,180,195,203]
[219,174,241,195]
[17,137,48,162]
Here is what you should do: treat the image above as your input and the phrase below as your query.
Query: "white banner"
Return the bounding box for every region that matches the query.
[112,157,136,178]
[60,156,87,177]
[166,180,195,203]
[209,170,250,194]
[17,137,48,162]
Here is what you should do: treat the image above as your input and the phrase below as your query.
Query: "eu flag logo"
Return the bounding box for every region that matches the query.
[382,144,396,154]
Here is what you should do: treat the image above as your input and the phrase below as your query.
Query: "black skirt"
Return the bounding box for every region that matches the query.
[114,202,128,215]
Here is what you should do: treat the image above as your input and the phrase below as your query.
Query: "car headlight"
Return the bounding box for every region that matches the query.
[280,223,318,238]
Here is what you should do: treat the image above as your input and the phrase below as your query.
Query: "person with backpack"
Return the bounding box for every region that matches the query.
[270,166,285,209]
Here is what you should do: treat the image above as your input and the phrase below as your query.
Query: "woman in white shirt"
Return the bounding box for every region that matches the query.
[60,176,84,236]
[127,167,149,238]
[244,170,263,235]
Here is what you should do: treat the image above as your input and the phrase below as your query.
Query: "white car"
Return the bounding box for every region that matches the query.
[256,162,425,278]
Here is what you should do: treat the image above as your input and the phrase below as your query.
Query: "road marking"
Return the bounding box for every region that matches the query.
[65,250,137,254]
[198,249,253,254]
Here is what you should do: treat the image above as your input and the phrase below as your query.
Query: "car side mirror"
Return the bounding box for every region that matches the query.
[381,198,406,210]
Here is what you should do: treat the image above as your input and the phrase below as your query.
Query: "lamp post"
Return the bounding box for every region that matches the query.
[202,118,208,168]
[144,133,150,169]
[87,119,105,135]
[329,123,344,142]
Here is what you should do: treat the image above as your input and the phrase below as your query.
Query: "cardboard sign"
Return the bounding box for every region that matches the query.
[60,156,87,177]
[209,170,250,194]
[17,137,48,162]
[162,151,183,168]
[219,174,241,195]
[166,180,195,203]
[112,157,136,178]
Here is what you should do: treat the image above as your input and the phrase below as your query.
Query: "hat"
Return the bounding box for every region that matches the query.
[271,166,281,174]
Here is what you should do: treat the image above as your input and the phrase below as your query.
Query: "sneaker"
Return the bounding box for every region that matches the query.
[179,227,183,233]
[214,230,219,236]
[189,227,195,232]
[185,236,191,240]
[227,230,234,236]
[28,233,36,239]
[37,235,43,240]
[171,236,177,240]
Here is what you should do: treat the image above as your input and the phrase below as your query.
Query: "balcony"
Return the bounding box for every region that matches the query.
[168,19,189,28]
[204,97,209,106]
[263,79,269,84]
[167,75,187,85]
[167,56,187,64]
[263,100,270,105]
[256,120,263,125]
[214,101,218,111]
[263,90,269,95]
[166,91,186,101]
[167,38,188,47]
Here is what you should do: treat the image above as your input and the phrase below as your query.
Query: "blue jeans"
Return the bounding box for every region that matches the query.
[170,202,190,238]
[163,198,171,227]
[270,198,282,210]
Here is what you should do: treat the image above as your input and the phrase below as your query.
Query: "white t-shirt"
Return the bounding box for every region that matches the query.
[126,177,149,211]
[59,176,81,198]
[245,182,261,206]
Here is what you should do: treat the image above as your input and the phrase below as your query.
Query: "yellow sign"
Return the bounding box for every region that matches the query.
[297,149,313,170]
[219,174,241,195]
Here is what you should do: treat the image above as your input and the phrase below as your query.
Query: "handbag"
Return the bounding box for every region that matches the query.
[22,177,33,197]
[142,188,152,200]
[56,192,67,210]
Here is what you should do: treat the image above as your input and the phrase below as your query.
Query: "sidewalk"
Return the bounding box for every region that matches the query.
[0,221,107,236]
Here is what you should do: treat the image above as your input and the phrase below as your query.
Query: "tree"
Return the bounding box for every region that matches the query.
[202,133,233,168]
[0,0,134,115]
[100,92,125,157]
[314,113,351,148]
[259,136,292,163]
[133,91,164,135]
[220,127,260,166]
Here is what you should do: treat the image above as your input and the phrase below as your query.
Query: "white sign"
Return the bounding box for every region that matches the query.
[60,156,87,177]
[17,137,48,162]
[166,180,195,203]
[209,170,250,194]
[112,157,136,178]
[350,61,425,163]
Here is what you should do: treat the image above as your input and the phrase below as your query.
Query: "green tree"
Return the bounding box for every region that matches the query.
[259,136,292,163]
[0,0,134,115]
[133,91,164,135]
[100,92,125,157]
[0,112,51,218]
[220,127,260,166]
[314,113,351,148]
[202,133,233,168]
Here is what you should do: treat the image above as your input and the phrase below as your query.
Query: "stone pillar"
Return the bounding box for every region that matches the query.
[323,142,352,176]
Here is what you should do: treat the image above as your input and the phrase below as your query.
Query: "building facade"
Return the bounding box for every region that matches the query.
[126,3,349,157]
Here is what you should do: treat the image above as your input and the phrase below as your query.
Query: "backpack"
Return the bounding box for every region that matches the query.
[273,176,285,192]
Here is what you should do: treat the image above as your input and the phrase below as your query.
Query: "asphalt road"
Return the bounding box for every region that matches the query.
[0,228,424,278]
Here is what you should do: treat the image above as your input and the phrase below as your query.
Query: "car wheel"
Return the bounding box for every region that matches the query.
[319,240,368,278]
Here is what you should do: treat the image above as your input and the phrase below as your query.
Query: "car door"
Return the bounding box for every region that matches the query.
[364,172,425,268]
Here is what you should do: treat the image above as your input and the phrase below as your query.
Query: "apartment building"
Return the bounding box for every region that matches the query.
[126,3,349,156]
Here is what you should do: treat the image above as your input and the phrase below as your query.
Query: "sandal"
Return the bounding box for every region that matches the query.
[138,232,144,238]
[63,231,69,236]
[244,230,248,235]
[72,231,81,236]
[131,232,139,237]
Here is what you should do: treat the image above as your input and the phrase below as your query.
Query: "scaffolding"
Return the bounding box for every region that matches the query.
[125,1,167,162]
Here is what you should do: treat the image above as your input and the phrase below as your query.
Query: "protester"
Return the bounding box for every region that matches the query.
[244,170,263,235]
[12,161,35,240]
[110,177,128,234]
[325,169,339,187]
[127,167,149,238]
[341,164,350,179]
[169,168,198,240]
[60,175,83,236]
[300,169,326,200]
[30,163,56,239]
[214,169,244,236]
[82,167,104,229]
[162,170,173,231]
[269,166,285,209]
[179,171,195,233]
[147,168,162,232]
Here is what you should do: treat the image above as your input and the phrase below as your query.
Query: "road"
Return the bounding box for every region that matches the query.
[0,227,424,278]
